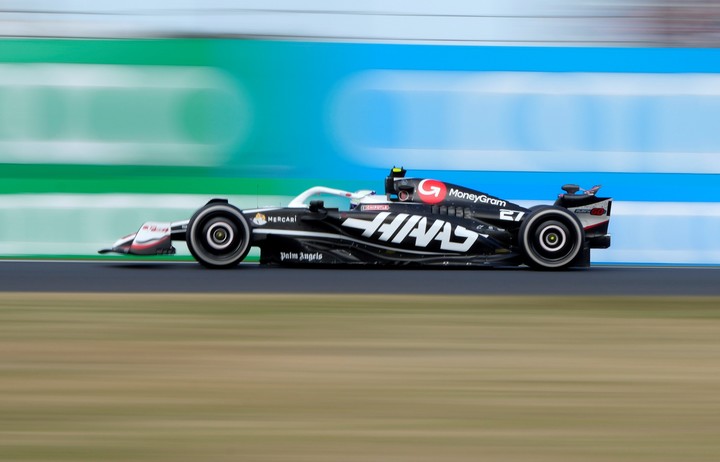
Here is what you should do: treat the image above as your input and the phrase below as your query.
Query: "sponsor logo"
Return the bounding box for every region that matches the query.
[253,213,297,225]
[361,204,391,211]
[252,213,267,226]
[448,188,507,207]
[267,215,297,224]
[574,207,607,216]
[417,179,447,204]
[342,212,478,252]
[141,224,169,233]
[280,251,323,262]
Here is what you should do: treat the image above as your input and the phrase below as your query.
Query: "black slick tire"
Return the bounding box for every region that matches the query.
[519,206,584,270]
[186,202,251,269]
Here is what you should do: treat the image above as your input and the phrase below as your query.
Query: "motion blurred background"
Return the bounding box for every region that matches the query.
[1,0,719,264]
[3,5,720,462]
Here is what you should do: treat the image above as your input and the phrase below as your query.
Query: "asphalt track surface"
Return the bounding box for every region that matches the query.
[0,260,718,295]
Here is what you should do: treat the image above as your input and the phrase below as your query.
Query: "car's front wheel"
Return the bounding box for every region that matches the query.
[519,206,584,270]
[186,201,251,269]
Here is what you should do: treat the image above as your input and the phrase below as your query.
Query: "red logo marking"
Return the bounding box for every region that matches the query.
[417,179,447,204]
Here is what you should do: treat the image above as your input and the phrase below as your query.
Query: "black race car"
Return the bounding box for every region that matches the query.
[100,168,611,270]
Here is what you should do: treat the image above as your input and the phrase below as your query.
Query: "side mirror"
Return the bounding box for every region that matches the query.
[561,184,580,195]
[309,200,325,213]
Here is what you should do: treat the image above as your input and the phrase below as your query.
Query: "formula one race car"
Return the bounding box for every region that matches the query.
[100,168,611,270]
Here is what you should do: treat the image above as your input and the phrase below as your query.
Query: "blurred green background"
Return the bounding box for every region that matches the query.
[2,37,720,264]
[1,38,720,263]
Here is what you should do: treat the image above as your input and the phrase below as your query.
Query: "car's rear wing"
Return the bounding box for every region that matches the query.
[554,184,611,248]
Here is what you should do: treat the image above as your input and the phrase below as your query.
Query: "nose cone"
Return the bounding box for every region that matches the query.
[98,222,176,256]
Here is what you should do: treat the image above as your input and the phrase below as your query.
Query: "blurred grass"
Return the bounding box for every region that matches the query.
[1,294,719,462]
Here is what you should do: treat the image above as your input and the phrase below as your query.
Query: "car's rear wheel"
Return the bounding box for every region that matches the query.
[186,202,250,269]
[519,206,584,270]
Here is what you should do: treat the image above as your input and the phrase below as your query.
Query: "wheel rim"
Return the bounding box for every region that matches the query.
[199,217,243,258]
[532,220,573,261]
[206,221,235,251]
[537,223,568,254]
